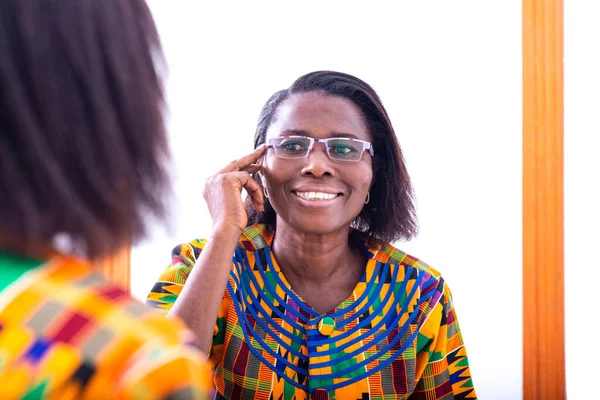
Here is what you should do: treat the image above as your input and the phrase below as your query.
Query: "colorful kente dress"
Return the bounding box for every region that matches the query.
[148,224,477,400]
[0,255,213,399]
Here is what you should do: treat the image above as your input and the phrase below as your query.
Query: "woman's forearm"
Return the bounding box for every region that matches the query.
[167,227,241,354]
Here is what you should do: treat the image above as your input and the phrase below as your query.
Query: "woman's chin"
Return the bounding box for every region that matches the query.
[280,218,350,237]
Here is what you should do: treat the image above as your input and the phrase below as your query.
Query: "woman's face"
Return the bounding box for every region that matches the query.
[262,92,374,235]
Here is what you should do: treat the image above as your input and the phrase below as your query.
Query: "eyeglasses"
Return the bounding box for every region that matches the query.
[266,136,374,162]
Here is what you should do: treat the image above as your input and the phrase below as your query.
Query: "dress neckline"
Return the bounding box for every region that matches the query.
[265,246,375,317]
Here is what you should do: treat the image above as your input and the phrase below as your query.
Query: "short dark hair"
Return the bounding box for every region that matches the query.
[0,0,168,259]
[246,70,418,243]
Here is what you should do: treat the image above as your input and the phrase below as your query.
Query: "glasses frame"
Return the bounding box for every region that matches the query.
[266,135,375,162]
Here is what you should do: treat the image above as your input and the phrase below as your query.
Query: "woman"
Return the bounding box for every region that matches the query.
[0,1,211,398]
[148,71,476,399]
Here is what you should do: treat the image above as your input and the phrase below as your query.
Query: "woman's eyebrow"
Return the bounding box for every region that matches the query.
[279,129,359,139]
[331,132,359,139]
[279,129,308,136]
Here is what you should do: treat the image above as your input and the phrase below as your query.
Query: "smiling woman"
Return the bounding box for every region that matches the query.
[147,71,477,399]
[260,92,375,241]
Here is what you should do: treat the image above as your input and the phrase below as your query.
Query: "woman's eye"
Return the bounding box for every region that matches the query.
[281,141,307,151]
[331,144,356,154]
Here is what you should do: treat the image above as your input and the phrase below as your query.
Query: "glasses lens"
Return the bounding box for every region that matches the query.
[327,139,363,161]
[273,137,311,158]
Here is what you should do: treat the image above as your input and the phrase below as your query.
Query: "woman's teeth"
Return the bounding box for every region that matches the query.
[295,191,338,201]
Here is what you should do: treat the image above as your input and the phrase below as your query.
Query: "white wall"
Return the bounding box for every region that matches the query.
[134,2,523,398]
[565,2,600,400]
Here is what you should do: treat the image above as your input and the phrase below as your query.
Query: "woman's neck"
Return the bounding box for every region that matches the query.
[271,220,363,287]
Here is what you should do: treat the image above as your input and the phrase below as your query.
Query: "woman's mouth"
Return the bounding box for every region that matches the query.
[293,191,341,201]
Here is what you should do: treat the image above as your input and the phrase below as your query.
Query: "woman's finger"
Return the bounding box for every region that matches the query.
[240,164,261,173]
[217,145,266,174]
[238,173,264,212]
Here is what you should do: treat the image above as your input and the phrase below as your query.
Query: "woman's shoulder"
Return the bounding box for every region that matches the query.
[2,256,201,353]
[1,256,212,398]
[154,224,273,285]
[361,233,444,281]
[366,238,462,312]
[169,239,206,267]
[172,224,274,260]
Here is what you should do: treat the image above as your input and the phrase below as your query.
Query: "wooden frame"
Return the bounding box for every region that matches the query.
[523,0,565,399]
[95,246,131,291]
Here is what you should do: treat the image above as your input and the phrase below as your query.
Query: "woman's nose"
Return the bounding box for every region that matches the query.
[301,143,335,177]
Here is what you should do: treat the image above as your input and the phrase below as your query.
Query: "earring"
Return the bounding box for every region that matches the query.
[263,186,269,199]
[365,192,370,204]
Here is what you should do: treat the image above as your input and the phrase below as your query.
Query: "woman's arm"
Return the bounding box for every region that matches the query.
[410,279,477,399]
[166,228,240,353]
[153,145,267,353]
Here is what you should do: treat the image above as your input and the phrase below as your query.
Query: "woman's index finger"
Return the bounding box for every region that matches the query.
[218,144,267,173]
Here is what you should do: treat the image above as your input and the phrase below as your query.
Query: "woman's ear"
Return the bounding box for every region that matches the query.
[257,171,268,191]
[258,153,266,166]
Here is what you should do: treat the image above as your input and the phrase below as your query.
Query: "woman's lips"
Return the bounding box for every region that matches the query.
[293,191,340,201]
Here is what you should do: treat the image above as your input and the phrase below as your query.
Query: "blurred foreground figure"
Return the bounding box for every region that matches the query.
[0,1,211,398]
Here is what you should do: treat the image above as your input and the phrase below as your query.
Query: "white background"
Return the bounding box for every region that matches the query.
[565,1,600,400]
[135,1,523,398]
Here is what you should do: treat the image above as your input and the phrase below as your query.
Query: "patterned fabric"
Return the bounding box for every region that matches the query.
[0,255,213,399]
[148,224,476,400]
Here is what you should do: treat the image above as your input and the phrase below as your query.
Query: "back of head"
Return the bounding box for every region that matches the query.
[0,0,168,259]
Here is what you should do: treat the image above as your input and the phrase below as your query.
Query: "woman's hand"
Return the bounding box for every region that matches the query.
[171,144,267,353]
[203,145,267,234]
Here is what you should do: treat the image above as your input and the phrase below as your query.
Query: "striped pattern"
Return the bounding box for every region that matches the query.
[0,256,212,399]
[148,224,476,399]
